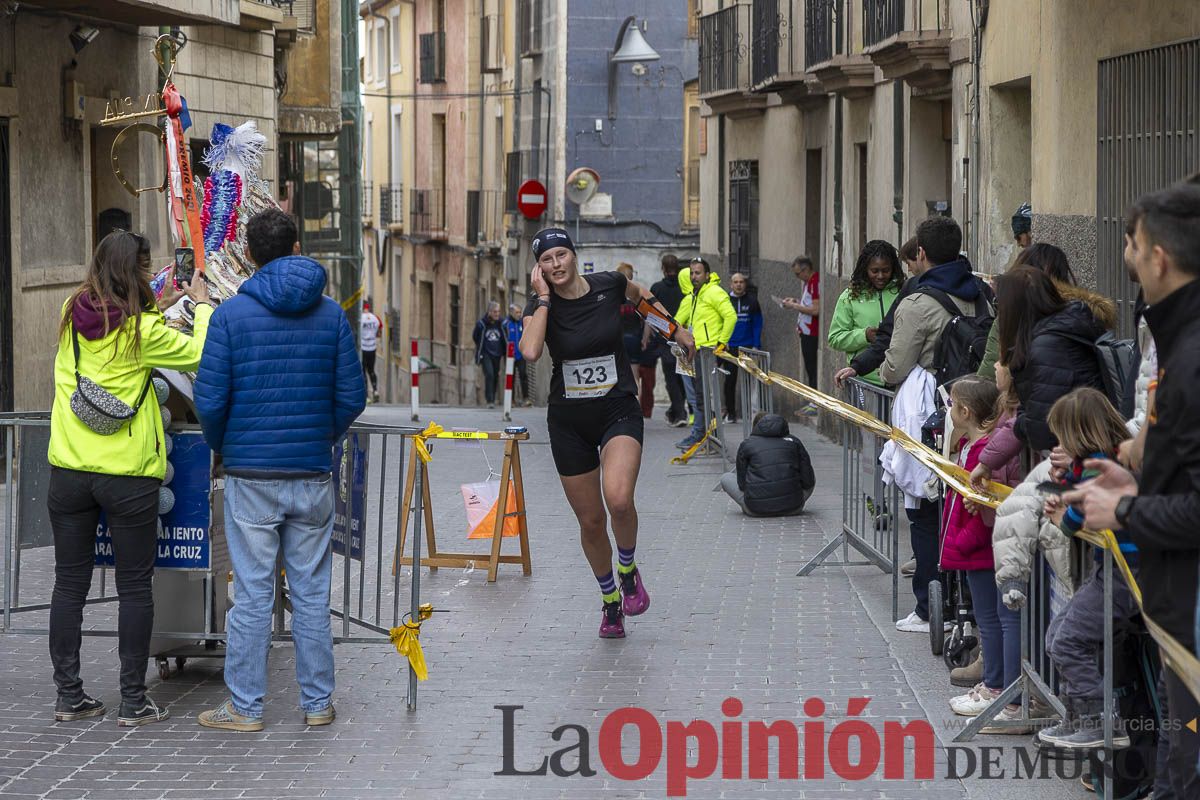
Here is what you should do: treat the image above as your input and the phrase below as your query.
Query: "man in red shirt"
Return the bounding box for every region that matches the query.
[782,256,820,394]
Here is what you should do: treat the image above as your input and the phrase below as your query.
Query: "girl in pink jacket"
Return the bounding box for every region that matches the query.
[942,376,1024,721]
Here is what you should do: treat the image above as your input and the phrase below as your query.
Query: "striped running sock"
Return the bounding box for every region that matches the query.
[616,546,636,575]
[597,570,620,604]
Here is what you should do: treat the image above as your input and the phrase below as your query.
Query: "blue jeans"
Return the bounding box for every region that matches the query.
[965,569,1020,693]
[682,373,705,439]
[223,475,336,718]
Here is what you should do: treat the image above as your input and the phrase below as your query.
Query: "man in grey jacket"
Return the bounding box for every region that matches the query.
[880,216,989,633]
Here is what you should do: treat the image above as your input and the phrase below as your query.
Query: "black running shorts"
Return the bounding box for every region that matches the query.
[546,395,644,477]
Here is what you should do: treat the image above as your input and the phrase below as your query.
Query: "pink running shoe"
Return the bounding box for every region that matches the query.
[599,600,626,639]
[619,568,651,616]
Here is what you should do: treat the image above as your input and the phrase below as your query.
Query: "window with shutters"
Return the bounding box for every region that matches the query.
[683,83,701,229]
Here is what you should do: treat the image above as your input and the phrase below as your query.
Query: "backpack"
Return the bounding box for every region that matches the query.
[1061,331,1137,413]
[919,288,995,388]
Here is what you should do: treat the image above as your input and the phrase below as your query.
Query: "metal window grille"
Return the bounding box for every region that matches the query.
[728,160,759,278]
[419,32,446,83]
[1097,38,1200,338]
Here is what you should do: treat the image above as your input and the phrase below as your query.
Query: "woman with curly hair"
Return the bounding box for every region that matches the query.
[827,240,905,386]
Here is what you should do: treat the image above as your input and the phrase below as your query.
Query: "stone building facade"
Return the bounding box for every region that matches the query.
[697,0,1200,416]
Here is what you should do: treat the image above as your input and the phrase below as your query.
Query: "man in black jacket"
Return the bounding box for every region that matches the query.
[1064,182,1200,798]
[720,413,815,516]
[651,253,688,426]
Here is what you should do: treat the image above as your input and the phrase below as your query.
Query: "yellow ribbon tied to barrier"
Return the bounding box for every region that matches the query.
[390,602,435,680]
[413,422,444,464]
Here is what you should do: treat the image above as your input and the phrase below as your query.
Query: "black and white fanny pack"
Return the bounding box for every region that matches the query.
[69,326,152,436]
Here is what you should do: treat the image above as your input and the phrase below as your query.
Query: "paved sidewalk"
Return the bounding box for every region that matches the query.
[0,404,1078,799]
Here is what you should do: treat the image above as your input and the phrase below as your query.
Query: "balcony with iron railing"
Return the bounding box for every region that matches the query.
[410,188,447,239]
[699,3,768,114]
[467,190,505,250]
[861,0,951,90]
[362,180,373,221]
[380,184,404,231]
[803,0,874,98]
[751,0,823,105]
[804,0,835,69]
[419,31,446,83]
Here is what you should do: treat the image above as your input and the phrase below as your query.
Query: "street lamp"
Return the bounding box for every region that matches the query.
[607,16,660,120]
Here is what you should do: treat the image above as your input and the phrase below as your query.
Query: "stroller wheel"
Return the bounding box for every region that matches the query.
[945,632,977,669]
[929,580,944,656]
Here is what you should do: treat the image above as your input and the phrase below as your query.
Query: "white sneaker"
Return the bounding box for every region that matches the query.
[979,704,1034,734]
[950,683,1003,716]
[895,611,929,632]
[894,610,953,633]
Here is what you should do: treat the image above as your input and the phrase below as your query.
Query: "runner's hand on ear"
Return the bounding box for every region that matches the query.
[531,264,550,298]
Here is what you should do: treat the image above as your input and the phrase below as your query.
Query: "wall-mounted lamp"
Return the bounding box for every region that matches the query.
[69,24,100,53]
[607,16,660,120]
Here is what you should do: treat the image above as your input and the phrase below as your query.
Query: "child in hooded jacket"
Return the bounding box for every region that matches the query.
[942,377,1024,722]
[1033,389,1140,752]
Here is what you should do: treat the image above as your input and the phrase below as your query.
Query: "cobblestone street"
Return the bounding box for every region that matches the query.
[0,406,1079,799]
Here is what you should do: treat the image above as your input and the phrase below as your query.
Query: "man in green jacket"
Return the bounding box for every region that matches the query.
[675,257,737,449]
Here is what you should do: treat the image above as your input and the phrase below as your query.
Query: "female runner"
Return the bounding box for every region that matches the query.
[520,229,695,638]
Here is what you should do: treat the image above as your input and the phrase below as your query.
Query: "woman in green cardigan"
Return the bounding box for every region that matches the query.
[827,240,905,386]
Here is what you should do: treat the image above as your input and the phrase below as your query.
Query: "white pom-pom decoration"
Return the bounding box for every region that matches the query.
[160,405,172,428]
[158,486,175,515]
[164,461,175,485]
[153,377,170,405]
[164,435,174,456]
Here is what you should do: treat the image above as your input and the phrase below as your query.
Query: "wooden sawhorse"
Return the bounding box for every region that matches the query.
[396,431,531,582]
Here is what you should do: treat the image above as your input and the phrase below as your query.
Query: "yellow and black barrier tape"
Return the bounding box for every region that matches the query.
[714,345,1200,702]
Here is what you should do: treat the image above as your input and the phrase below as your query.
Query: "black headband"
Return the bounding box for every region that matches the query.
[531,228,575,259]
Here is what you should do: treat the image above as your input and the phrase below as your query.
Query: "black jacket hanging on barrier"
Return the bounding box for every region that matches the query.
[735,414,816,516]
[1126,277,1200,652]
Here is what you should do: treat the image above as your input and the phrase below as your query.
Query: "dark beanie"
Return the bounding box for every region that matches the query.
[1011,203,1032,236]
[531,228,575,259]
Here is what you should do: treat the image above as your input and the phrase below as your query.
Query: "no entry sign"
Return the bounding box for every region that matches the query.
[517,179,548,219]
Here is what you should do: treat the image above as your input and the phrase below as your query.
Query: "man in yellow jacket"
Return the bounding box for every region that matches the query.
[675,257,737,449]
